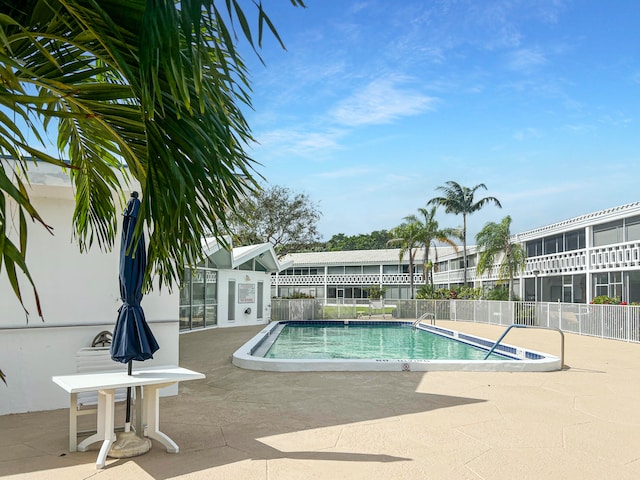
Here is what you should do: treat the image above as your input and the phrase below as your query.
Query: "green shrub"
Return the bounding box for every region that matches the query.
[416,285,481,300]
[591,295,621,304]
[484,286,520,302]
[365,285,386,299]
[282,291,315,299]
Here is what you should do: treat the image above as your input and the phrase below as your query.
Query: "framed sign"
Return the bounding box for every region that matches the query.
[238,283,255,303]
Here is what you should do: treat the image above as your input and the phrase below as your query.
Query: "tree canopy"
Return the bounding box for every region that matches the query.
[428,181,501,285]
[227,184,321,257]
[405,206,460,286]
[387,220,424,299]
[475,215,525,301]
[325,230,393,251]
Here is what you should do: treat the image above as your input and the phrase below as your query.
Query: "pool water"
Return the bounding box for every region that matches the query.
[264,323,510,361]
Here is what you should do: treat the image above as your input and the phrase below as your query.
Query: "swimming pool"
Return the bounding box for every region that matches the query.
[232,320,562,372]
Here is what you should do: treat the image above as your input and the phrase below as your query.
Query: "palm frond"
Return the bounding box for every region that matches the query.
[0,0,304,311]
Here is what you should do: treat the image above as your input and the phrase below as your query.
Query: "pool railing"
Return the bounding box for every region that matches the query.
[271,298,640,344]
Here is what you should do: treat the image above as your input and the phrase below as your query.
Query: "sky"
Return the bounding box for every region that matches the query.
[236,0,640,243]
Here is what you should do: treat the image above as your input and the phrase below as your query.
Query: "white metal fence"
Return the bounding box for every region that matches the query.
[270,299,640,344]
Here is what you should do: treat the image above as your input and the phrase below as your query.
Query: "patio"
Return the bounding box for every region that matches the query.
[1,321,640,479]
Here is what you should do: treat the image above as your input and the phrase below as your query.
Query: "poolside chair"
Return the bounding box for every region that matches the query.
[68,346,129,452]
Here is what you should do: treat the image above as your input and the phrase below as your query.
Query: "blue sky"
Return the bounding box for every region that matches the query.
[238,0,640,242]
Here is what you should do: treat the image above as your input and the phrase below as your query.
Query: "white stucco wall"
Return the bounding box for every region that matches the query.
[216,270,272,327]
[0,321,177,415]
[0,167,180,415]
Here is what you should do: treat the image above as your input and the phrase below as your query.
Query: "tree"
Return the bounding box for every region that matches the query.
[0,0,304,383]
[405,206,460,286]
[0,0,304,310]
[475,215,526,301]
[387,220,423,299]
[326,230,393,251]
[428,181,502,286]
[228,185,321,257]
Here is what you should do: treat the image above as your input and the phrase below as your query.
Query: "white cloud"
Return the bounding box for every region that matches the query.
[562,124,596,134]
[254,128,346,159]
[315,167,374,179]
[496,181,592,203]
[507,47,548,72]
[330,76,437,126]
[513,127,542,140]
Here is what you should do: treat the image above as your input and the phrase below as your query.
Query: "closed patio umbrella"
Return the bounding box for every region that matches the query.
[109,191,159,457]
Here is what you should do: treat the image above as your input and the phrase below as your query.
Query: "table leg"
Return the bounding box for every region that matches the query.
[77,389,116,469]
[134,385,143,435]
[142,383,179,453]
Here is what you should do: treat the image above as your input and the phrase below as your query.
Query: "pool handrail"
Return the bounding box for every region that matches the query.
[413,312,435,328]
[484,324,565,368]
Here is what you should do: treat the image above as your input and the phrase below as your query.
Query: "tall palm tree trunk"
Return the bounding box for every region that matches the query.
[409,250,415,299]
[462,214,468,286]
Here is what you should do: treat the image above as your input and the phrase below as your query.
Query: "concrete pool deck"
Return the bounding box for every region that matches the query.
[1,320,640,479]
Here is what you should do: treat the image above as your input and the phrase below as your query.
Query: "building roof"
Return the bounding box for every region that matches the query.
[516,201,640,241]
[282,246,460,266]
[201,236,290,272]
[233,243,292,272]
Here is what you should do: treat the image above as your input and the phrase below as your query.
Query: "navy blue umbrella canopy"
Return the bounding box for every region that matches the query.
[111,192,159,365]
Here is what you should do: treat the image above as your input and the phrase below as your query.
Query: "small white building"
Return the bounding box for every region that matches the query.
[0,161,288,415]
[179,240,291,331]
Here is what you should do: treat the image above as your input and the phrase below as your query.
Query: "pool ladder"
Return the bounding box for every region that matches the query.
[412,312,435,328]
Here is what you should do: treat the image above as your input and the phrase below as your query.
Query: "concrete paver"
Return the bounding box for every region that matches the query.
[1,321,640,479]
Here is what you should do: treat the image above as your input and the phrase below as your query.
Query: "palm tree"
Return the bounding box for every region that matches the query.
[475,216,526,301]
[0,0,304,317]
[0,0,304,385]
[405,206,460,286]
[387,221,423,299]
[428,181,502,286]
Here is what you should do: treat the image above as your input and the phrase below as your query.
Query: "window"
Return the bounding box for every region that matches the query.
[257,282,263,319]
[228,280,236,321]
[593,272,623,299]
[610,272,623,299]
[593,220,623,247]
[385,286,399,299]
[328,266,344,274]
[564,230,585,251]
[625,216,640,242]
[544,235,563,254]
[345,265,362,274]
[526,239,543,257]
[204,270,217,327]
[383,265,399,273]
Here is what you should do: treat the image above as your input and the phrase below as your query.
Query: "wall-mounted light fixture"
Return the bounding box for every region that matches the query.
[244,307,251,315]
[245,275,251,281]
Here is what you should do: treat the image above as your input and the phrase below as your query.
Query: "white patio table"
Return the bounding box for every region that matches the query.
[52,365,205,469]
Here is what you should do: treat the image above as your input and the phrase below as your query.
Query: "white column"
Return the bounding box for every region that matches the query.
[585,226,592,303]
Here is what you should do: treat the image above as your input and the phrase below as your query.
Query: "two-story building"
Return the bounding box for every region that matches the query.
[273,202,640,304]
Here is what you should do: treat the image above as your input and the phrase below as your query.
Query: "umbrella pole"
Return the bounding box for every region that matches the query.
[108,358,151,458]
[125,361,132,432]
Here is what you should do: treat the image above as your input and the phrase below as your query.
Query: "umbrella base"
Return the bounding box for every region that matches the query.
[108,431,151,458]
